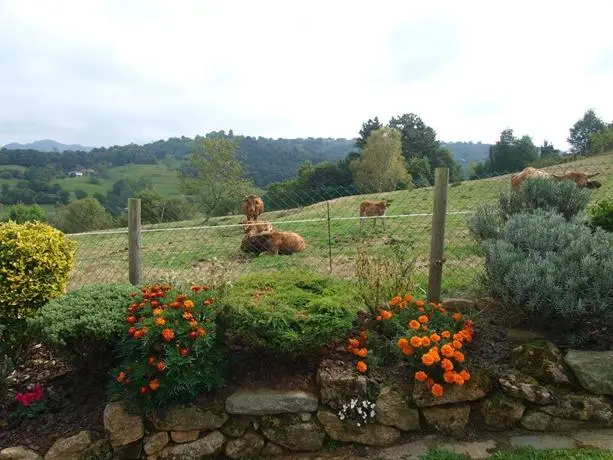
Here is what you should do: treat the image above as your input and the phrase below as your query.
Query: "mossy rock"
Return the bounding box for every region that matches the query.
[510,340,574,386]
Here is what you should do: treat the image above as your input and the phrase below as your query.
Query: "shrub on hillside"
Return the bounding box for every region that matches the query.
[136,190,195,224]
[29,283,137,373]
[53,197,114,234]
[110,283,226,410]
[482,210,613,342]
[2,204,47,223]
[219,269,358,356]
[589,199,613,233]
[468,177,592,241]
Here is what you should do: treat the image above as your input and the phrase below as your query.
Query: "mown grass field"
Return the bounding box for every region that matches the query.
[65,152,613,296]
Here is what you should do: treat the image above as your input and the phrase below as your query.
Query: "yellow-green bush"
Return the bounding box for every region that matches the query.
[0,221,76,312]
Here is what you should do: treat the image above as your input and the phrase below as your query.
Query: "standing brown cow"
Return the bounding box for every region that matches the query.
[241,195,264,221]
[359,199,392,230]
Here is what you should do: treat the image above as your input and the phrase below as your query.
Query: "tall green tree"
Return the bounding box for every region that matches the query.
[540,140,559,156]
[388,113,439,160]
[489,129,538,174]
[568,109,606,154]
[179,138,255,217]
[350,127,409,193]
[54,198,114,233]
[355,117,383,149]
[589,127,613,154]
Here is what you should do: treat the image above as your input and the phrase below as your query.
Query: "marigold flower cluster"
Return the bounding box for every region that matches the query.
[390,294,474,398]
[114,283,215,401]
[345,329,369,374]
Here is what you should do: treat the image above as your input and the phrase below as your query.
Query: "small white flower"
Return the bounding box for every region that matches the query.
[370,410,375,418]
[357,422,361,427]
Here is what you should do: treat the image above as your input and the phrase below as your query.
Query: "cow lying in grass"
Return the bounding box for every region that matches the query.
[511,167,601,191]
[359,199,392,229]
[240,231,306,255]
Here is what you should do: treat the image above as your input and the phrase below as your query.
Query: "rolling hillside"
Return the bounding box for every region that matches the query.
[65,150,613,297]
[2,139,94,152]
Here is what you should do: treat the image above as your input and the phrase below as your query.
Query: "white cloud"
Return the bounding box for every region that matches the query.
[1,0,612,149]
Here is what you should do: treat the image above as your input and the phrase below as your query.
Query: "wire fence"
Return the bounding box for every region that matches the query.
[65,153,613,298]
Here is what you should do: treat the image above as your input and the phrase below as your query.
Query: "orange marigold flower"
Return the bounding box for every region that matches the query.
[453,333,464,342]
[380,310,392,320]
[452,340,463,350]
[452,312,462,322]
[183,312,193,320]
[161,328,175,342]
[197,327,206,337]
[183,300,195,309]
[357,348,368,358]
[189,331,198,340]
[454,351,465,363]
[421,354,435,366]
[430,333,441,343]
[152,308,163,316]
[189,320,198,329]
[155,317,166,327]
[149,379,161,391]
[156,361,166,372]
[415,371,428,382]
[459,369,471,381]
[421,337,431,347]
[441,330,451,339]
[409,320,420,330]
[410,336,423,347]
[376,316,382,321]
[418,315,429,324]
[180,348,189,357]
[127,316,137,324]
[117,372,126,383]
[441,344,455,357]
[443,371,456,383]
[348,339,360,348]
[191,286,201,293]
[404,294,414,303]
[399,301,408,309]
[397,338,409,349]
[127,327,136,336]
[356,361,368,373]
[415,299,425,308]
[441,358,454,371]
[139,386,148,395]
[170,301,181,309]
[148,355,156,365]
[454,374,465,386]
[401,345,414,356]
[431,384,444,397]
[418,307,425,313]
[390,295,402,306]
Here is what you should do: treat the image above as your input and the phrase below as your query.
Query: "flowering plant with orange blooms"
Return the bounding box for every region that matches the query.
[384,294,474,399]
[345,329,372,375]
[110,283,227,410]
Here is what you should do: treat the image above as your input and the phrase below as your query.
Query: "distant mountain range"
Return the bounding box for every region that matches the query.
[2,139,94,152]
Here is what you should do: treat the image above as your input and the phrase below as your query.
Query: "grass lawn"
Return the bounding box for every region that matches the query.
[421,447,613,459]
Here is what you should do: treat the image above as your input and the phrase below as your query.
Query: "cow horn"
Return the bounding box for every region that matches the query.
[588,172,600,178]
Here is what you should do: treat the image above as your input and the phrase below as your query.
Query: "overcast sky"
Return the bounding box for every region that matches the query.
[1,0,612,150]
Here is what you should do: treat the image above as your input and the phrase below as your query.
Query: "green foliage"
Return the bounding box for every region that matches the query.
[466,205,504,242]
[355,117,383,149]
[481,210,613,339]
[74,189,88,199]
[420,447,613,460]
[180,138,255,217]
[110,284,227,410]
[136,189,194,224]
[589,199,613,232]
[53,197,114,233]
[568,109,606,154]
[29,283,137,373]
[0,221,75,312]
[219,269,358,356]
[489,129,538,174]
[589,126,613,154]
[350,127,409,192]
[355,239,416,313]
[499,177,591,221]
[3,203,46,223]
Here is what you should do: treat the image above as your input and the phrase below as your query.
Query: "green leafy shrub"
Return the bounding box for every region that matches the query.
[468,177,592,242]
[499,177,591,221]
[589,199,613,233]
[481,210,613,341]
[110,283,226,410]
[0,221,75,313]
[28,283,137,373]
[3,204,47,223]
[53,197,114,234]
[219,269,358,356]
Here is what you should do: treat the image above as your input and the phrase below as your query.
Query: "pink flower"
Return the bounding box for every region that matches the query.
[15,384,44,407]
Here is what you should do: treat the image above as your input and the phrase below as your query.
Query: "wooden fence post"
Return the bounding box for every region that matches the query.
[428,167,449,303]
[128,198,141,286]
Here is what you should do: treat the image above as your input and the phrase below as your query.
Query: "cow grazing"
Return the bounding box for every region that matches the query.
[242,219,274,236]
[511,167,601,191]
[359,199,392,229]
[242,195,264,221]
[240,231,306,255]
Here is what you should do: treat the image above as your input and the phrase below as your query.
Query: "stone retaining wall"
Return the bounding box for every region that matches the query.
[2,341,612,459]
